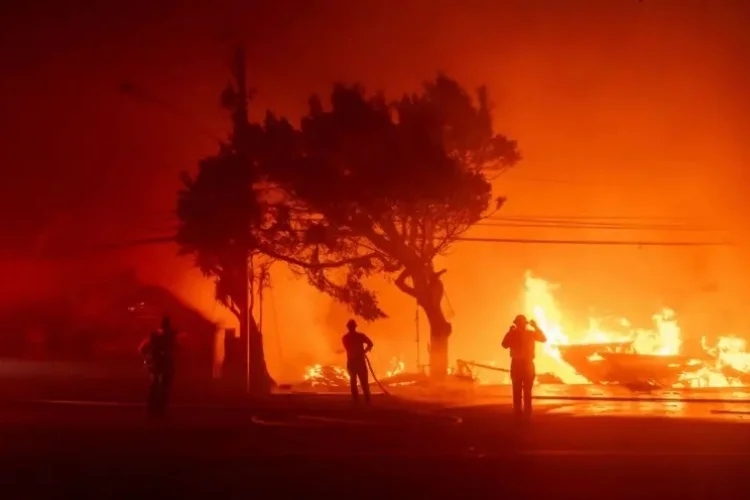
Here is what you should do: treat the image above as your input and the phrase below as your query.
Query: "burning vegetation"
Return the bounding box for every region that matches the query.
[300,272,750,391]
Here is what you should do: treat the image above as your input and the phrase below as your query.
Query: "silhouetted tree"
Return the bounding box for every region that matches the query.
[260,76,520,378]
[176,153,275,392]
[176,48,380,392]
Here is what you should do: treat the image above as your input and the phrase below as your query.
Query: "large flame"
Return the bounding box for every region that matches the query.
[301,272,750,389]
[523,271,749,387]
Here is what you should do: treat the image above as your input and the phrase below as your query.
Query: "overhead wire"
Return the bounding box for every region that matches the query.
[475,221,718,231]
[34,192,731,257]
[34,211,732,257]
[114,73,729,248]
[453,236,731,246]
[117,82,223,143]
[487,214,704,221]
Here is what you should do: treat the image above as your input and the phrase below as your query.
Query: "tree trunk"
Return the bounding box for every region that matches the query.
[236,273,276,396]
[248,314,276,394]
[420,296,452,379]
[397,265,453,379]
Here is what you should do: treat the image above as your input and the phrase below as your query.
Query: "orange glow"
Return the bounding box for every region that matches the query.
[301,272,750,389]
[522,272,748,387]
[303,357,406,386]
[5,2,748,394]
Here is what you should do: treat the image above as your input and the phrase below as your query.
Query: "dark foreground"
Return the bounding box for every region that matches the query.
[1,396,749,499]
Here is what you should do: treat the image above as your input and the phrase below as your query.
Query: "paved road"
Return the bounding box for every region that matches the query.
[489,397,750,420]
[1,398,748,498]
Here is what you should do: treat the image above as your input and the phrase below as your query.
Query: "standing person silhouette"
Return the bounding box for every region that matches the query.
[342,319,374,404]
[502,314,547,419]
[139,315,178,418]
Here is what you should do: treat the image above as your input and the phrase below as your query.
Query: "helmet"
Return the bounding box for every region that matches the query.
[513,314,528,326]
[346,319,357,330]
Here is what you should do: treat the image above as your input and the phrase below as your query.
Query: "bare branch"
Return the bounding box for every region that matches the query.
[395,268,416,297]
[257,244,378,270]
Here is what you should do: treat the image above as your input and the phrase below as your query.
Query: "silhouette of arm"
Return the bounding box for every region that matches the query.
[534,328,547,343]
[362,334,374,353]
[501,328,514,349]
[529,321,547,342]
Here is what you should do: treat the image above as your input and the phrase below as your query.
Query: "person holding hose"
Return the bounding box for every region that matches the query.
[502,314,547,419]
[342,319,374,405]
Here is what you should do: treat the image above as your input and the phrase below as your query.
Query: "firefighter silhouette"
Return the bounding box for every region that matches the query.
[341,319,374,404]
[502,314,547,418]
[139,315,177,418]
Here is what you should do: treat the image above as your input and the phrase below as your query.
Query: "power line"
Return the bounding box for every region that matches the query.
[485,215,713,226]
[117,82,223,142]
[475,221,716,231]
[43,233,732,258]
[36,236,177,257]
[489,214,700,221]
[453,236,733,247]
[146,218,717,235]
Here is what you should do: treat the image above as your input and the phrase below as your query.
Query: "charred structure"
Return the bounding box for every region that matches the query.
[559,342,710,389]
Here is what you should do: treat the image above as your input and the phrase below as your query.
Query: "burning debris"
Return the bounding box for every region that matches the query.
[297,357,411,391]
[297,273,750,392]
[557,342,707,389]
[301,364,351,389]
[523,273,750,389]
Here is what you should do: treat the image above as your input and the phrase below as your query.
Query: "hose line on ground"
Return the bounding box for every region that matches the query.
[250,357,462,427]
[362,354,462,425]
[365,354,391,396]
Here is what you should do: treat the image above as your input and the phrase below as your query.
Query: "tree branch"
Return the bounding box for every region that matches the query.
[258,244,378,270]
[395,268,416,297]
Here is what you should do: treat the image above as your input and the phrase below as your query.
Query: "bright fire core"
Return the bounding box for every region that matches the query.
[524,272,749,388]
[304,272,750,388]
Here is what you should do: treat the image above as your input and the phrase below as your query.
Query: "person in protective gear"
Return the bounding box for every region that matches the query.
[341,319,374,404]
[502,314,547,418]
[139,315,178,418]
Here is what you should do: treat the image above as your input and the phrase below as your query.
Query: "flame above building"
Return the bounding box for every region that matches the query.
[301,271,750,390]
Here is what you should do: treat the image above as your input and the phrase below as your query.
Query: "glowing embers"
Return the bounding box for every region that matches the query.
[523,272,750,388]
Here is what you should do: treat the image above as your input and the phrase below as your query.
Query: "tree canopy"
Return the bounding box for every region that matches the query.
[259,75,520,315]
[175,70,520,379]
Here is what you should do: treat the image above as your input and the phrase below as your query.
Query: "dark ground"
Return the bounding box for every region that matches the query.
[0,361,749,498]
[1,394,749,499]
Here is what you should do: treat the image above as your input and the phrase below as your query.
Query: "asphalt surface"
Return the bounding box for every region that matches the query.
[1,396,749,499]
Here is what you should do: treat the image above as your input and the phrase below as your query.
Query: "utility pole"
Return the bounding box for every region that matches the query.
[245,253,251,393]
[415,300,420,373]
[229,44,253,394]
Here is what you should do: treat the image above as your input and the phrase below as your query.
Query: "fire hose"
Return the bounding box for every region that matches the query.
[365,353,391,396]
[251,354,462,427]
[365,353,463,424]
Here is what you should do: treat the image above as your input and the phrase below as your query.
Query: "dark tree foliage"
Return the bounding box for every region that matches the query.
[175,50,395,390]
[177,54,519,379]
[176,141,280,392]
[257,75,520,377]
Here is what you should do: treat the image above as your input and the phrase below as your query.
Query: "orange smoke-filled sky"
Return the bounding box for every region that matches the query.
[1,0,749,376]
